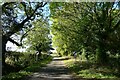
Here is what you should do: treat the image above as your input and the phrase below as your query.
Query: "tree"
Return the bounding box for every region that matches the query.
[50,2,120,63]
[24,19,52,57]
[2,2,48,69]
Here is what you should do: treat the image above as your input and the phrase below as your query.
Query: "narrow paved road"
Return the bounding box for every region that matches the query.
[24,56,79,80]
[24,56,111,80]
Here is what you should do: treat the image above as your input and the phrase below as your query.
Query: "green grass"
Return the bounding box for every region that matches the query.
[1,71,31,80]
[2,56,52,80]
[64,58,120,80]
[78,69,117,79]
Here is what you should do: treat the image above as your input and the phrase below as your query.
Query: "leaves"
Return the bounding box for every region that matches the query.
[24,19,51,53]
[50,2,120,58]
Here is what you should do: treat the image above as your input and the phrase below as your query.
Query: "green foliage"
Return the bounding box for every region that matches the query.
[78,69,117,79]
[24,19,51,53]
[5,51,33,66]
[65,59,120,79]
[4,51,36,75]
[2,71,31,80]
[50,2,120,63]
[4,51,53,75]
[2,55,52,80]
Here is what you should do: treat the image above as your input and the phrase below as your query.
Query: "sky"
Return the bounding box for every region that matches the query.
[6,41,26,52]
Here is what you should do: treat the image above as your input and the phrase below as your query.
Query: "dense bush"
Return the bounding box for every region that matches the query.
[2,53,52,80]
[3,51,51,75]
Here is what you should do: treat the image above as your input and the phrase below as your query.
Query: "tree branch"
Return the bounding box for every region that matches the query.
[8,38,22,46]
[21,2,47,25]
[7,2,47,38]
[113,20,120,30]
[20,27,35,42]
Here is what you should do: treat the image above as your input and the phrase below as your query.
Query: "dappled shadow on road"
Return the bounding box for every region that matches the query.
[24,56,74,80]
[39,67,70,74]
[24,56,102,80]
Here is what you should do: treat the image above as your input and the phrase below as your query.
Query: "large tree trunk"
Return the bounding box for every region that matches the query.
[96,37,108,64]
[2,35,8,75]
[2,35,7,65]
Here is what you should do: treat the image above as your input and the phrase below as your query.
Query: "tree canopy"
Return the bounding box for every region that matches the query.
[50,2,120,62]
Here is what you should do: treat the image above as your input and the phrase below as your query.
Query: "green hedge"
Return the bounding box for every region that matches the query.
[2,56,52,80]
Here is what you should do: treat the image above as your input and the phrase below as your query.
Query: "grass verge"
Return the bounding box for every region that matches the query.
[2,56,52,80]
[64,58,120,80]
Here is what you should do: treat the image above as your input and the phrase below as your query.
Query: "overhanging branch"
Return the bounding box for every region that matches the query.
[7,2,47,38]
[8,38,22,46]
[21,2,47,25]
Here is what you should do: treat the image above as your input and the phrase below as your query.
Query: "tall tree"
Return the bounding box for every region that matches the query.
[2,2,47,68]
[24,19,52,56]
